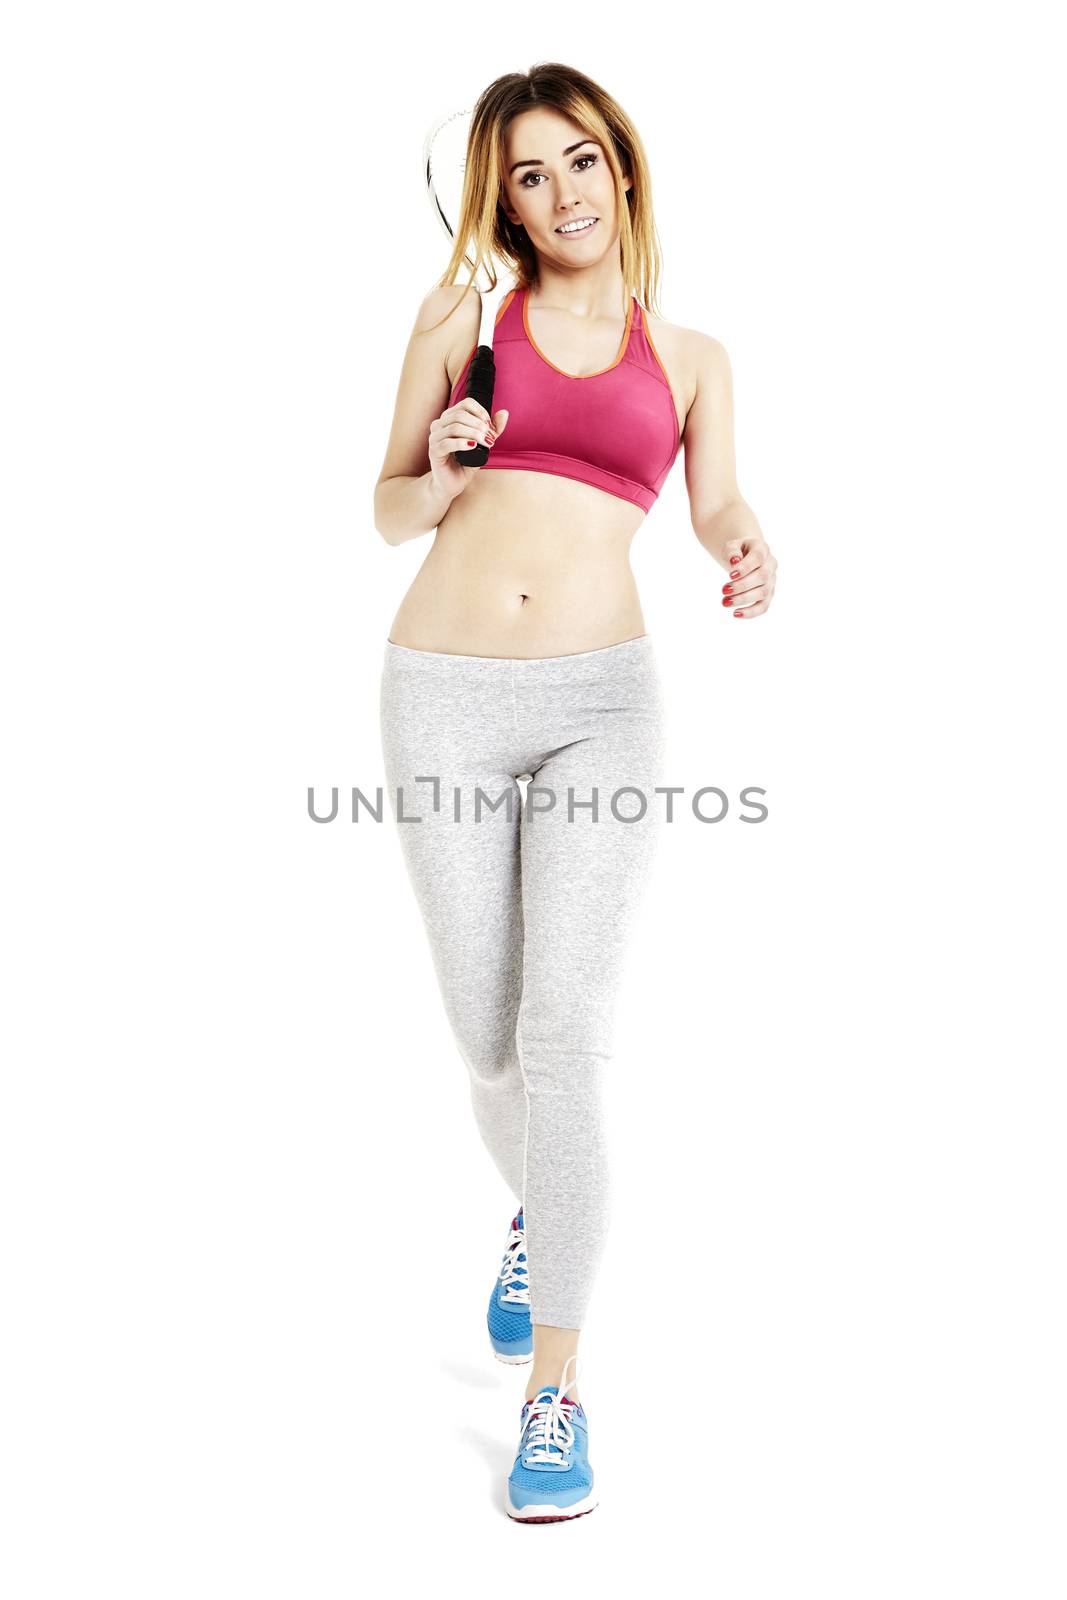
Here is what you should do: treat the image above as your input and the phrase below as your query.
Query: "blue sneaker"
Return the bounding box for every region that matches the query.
[506,1354,598,1522]
[487,1205,533,1364]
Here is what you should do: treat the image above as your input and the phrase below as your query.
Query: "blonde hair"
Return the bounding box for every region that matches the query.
[430,62,665,330]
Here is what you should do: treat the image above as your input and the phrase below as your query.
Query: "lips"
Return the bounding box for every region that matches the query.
[555,217,599,235]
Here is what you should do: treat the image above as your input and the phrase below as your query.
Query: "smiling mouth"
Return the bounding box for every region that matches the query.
[554,217,599,235]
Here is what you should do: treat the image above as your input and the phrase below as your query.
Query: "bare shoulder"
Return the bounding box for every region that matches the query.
[413,280,479,333]
[688,327,731,383]
[642,308,730,429]
[375,282,484,489]
[411,281,482,382]
[648,311,729,379]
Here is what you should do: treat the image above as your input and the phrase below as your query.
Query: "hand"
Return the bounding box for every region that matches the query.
[721,535,777,619]
[428,403,510,499]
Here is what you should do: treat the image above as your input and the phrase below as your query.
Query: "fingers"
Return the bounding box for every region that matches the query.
[729,590,770,617]
[726,538,772,582]
[431,400,502,462]
[440,401,508,444]
[722,538,776,618]
[721,564,762,600]
[431,415,494,454]
[722,567,766,597]
[721,580,768,615]
[446,399,495,430]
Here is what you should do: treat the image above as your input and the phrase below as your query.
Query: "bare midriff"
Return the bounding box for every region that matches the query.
[386,468,651,660]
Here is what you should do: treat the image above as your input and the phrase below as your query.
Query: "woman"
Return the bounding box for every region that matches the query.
[375,62,778,1522]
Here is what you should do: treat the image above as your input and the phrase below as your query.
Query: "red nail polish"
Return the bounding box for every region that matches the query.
[721,597,731,606]
[730,556,740,564]
[733,608,744,616]
[723,585,733,593]
[467,440,476,446]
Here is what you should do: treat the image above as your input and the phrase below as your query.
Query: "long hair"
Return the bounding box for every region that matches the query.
[430,62,665,330]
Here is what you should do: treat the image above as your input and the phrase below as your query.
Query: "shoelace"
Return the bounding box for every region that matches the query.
[499,1221,530,1306]
[521,1353,584,1465]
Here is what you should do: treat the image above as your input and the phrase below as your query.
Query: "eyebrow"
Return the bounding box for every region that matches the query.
[508,139,598,177]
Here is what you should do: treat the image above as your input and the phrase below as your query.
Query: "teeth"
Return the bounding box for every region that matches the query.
[556,218,597,233]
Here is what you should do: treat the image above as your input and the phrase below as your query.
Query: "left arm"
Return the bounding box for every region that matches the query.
[682,332,778,619]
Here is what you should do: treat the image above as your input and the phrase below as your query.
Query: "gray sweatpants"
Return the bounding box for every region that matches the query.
[379,633,667,1329]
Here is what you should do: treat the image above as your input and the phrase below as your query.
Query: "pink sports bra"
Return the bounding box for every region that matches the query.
[447,284,682,513]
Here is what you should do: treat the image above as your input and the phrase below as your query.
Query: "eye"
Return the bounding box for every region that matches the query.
[519,152,599,189]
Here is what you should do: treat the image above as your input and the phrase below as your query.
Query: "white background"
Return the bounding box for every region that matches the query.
[2,2,1064,1593]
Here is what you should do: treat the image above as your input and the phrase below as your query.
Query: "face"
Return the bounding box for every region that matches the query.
[500,107,631,263]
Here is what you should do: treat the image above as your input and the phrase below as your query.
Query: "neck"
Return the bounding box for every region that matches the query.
[527,255,629,319]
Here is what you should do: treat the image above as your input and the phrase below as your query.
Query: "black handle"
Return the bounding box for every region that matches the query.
[452,345,496,467]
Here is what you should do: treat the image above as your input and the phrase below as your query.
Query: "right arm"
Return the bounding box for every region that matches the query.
[373,283,493,546]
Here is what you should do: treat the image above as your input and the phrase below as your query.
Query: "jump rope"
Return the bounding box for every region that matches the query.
[422,106,515,469]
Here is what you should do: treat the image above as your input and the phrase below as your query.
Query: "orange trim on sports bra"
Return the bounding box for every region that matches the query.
[521,287,635,381]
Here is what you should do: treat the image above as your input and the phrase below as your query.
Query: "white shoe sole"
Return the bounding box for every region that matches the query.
[506,1488,598,1522]
[493,1347,534,1365]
